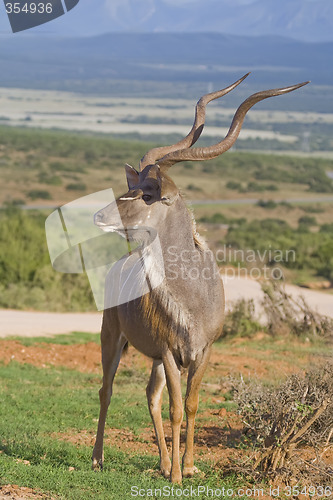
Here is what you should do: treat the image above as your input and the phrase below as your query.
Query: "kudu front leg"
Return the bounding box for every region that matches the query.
[162,350,183,484]
[183,347,211,477]
[146,359,171,478]
[92,325,127,471]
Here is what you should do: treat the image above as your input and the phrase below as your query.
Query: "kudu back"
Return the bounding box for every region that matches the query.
[92,75,309,483]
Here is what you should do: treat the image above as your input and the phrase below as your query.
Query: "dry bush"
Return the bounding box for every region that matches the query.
[230,362,333,485]
[223,299,262,338]
[261,281,333,339]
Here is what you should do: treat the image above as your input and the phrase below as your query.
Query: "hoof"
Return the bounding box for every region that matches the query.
[161,467,171,479]
[183,465,200,478]
[170,471,182,484]
[92,458,103,471]
[161,459,172,479]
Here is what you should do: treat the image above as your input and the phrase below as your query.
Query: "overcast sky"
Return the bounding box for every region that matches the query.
[0,0,331,40]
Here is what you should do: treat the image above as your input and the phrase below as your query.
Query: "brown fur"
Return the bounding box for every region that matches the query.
[140,287,189,348]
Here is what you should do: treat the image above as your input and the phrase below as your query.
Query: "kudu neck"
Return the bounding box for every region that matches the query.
[158,196,197,256]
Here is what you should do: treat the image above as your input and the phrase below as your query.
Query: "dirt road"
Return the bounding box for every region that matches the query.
[1,277,332,337]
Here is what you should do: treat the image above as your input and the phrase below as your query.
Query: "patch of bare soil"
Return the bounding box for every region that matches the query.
[0,484,51,499]
[208,343,311,380]
[0,341,102,373]
[0,340,156,375]
[0,338,314,381]
[51,407,244,465]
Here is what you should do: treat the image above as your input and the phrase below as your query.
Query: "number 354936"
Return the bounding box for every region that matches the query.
[5,3,53,14]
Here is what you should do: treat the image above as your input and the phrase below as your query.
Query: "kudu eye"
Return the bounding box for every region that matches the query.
[142,194,152,202]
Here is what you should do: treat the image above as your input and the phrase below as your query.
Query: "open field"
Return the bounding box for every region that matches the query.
[0,331,331,499]
[1,126,333,207]
[1,87,333,152]
[0,88,298,142]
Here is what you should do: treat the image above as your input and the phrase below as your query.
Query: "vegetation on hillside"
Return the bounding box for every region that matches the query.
[1,126,333,207]
[0,126,332,310]
[0,206,94,311]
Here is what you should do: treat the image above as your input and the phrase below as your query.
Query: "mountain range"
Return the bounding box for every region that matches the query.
[0,0,332,42]
[0,32,332,110]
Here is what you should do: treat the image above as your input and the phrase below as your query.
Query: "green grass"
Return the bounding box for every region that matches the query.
[215,334,329,357]
[1,332,329,498]
[10,331,101,347]
[0,351,244,499]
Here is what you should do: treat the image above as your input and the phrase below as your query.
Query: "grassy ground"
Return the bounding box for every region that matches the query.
[0,332,329,499]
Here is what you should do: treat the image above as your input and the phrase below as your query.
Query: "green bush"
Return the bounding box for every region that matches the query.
[224,217,333,279]
[27,190,52,200]
[266,183,278,191]
[226,181,241,190]
[199,212,228,224]
[256,199,277,209]
[38,172,62,186]
[66,182,87,191]
[0,208,94,311]
[298,216,317,226]
[320,223,333,233]
[186,183,202,192]
[246,181,265,192]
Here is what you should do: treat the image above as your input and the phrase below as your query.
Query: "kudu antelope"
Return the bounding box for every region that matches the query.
[92,75,308,483]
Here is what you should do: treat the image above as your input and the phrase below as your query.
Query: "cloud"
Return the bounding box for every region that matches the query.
[104,0,156,27]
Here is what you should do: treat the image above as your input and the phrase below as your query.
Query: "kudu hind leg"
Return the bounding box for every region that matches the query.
[183,347,211,477]
[92,325,127,470]
[146,359,171,478]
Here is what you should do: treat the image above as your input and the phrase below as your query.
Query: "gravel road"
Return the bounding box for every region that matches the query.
[1,277,332,338]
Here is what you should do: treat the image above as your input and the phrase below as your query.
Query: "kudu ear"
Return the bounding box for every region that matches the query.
[125,163,139,189]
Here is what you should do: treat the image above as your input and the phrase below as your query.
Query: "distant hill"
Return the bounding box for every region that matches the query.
[1,0,332,42]
[1,32,331,90]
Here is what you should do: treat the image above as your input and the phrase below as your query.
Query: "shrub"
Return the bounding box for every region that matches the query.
[256,199,277,209]
[222,299,262,338]
[225,217,333,280]
[246,181,265,192]
[231,362,333,484]
[38,172,62,186]
[266,184,278,191]
[298,216,317,226]
[262,281,333,338]
[320,223,333,233]
[226,181,242,190]
[302,205,324,214]
[186,183,202,192]
[0,209,94,311]
[27,190,52,200]
[312,240,333,281]
[199,213,228,224]
[4,199,25,207]
[66,182,87,191]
